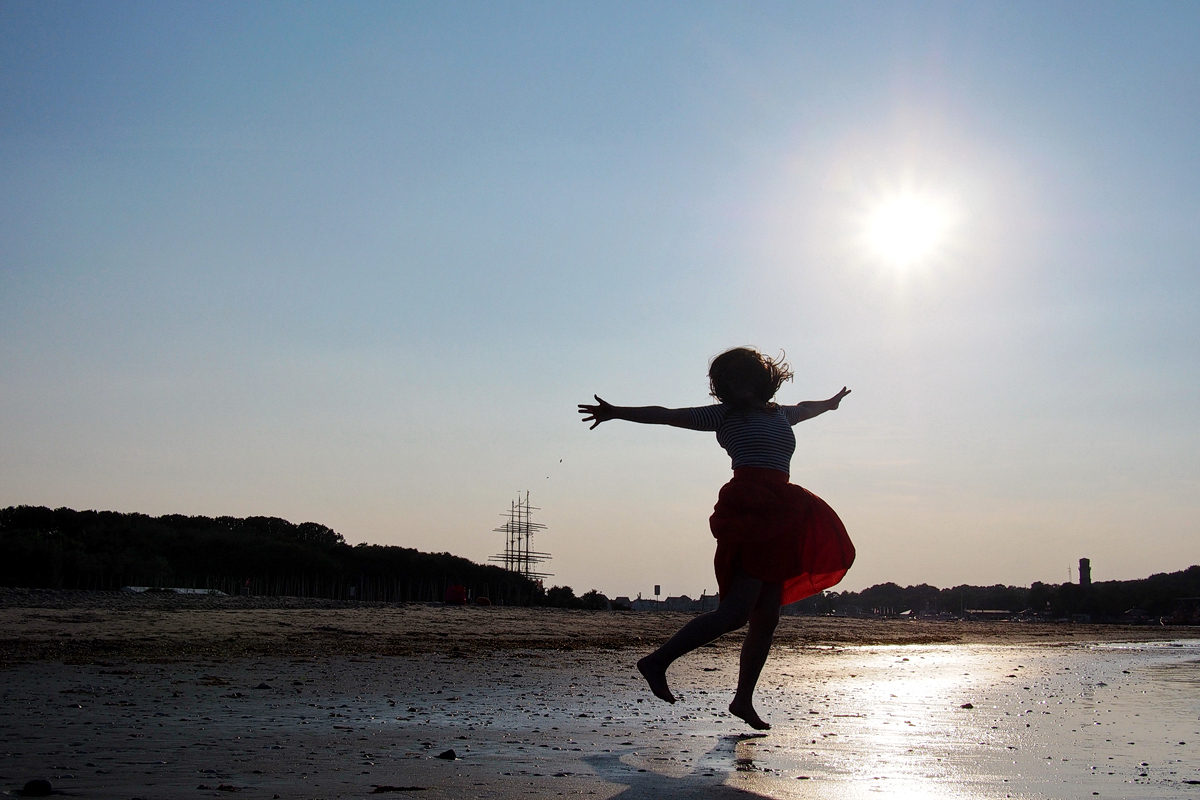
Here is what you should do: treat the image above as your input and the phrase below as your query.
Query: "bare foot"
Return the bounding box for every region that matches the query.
[636,656,676,704]
[728,699,770,730]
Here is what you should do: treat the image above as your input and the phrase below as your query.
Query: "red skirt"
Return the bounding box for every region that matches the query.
[710,467,855,606]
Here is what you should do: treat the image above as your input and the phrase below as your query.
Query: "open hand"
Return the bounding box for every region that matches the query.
[578,395,615,429]
[827,387,851,410]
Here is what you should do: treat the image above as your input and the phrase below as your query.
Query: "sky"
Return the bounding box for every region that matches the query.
[2,1,1198,600]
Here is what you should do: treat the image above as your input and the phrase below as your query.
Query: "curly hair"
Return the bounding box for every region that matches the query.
[708,347,794,411]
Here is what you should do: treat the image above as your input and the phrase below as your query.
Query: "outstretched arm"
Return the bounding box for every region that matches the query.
[578,395,693,430]
[788,386,851,424]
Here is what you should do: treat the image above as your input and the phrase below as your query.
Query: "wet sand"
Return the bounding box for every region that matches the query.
[1,593,1198,798]
[0,589,1190,661]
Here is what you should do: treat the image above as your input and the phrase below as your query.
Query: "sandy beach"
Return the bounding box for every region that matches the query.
[0,589,1190,662]
[2,592,1198,799]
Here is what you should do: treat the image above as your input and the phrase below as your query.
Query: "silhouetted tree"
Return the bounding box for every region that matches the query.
[543,585,581,608]
[579,590,609,610]
[0,506,540,603]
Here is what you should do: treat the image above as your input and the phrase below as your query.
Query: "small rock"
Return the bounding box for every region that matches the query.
[960,703,974,709]
[435,749,456,760]
[254,683,273,690]
[21,779,53,797]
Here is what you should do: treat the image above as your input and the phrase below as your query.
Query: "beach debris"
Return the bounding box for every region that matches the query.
[436,749,457,760]
[960,703,974,709]
[18,779,53,797]
[254,682,273,690]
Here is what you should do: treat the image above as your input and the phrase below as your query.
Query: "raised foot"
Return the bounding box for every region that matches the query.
[728,699,770,730]
[636,656,676,704]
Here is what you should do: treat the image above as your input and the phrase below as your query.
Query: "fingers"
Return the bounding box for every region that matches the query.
[579,402,600,429]
[580,395,610,429]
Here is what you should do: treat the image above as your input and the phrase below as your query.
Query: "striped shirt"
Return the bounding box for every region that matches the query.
[684,403,804,473]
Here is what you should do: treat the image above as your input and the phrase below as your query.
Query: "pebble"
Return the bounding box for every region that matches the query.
[21,780,52,797]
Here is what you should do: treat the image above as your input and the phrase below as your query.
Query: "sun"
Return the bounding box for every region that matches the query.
[865,193,951,268]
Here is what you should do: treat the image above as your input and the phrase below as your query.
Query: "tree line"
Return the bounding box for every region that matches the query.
[0,505,544,605]
[789,566,1200,621]
[5,505,1195,619]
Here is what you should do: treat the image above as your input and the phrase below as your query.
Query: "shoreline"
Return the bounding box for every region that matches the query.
[2,589,1194,663]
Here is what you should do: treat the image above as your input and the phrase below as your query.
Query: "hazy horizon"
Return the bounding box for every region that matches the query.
[3,2,1198,600]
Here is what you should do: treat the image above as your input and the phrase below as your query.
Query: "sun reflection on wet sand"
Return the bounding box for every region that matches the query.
[717,640,1200,799]
[1,638,1196,798]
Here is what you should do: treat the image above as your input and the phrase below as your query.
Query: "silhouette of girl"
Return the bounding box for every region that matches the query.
[579,347,854,729]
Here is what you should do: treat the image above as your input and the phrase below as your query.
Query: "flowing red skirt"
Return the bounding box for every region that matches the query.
[710,467,855,606]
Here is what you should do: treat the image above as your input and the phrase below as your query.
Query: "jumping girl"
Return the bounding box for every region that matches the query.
[578,347,854,730]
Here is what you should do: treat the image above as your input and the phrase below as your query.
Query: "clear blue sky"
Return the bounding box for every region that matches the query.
[3,2,1198,598]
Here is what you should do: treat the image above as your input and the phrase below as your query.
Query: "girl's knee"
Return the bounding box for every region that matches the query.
[714,603,752,631]
[749,606,780,632]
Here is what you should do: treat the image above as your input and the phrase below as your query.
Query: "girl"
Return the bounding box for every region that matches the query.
[578,347,854,730]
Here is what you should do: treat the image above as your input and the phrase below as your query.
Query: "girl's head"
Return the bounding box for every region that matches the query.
[708,347,793,410]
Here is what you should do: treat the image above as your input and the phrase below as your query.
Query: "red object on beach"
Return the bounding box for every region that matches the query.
[475,596,491,606]
[444,584,467,605]
[709,466,855,606]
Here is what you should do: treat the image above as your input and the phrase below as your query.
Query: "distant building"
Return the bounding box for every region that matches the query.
[1079,557,1092,586]
[963,609,1013,621]
[628,593,719,612]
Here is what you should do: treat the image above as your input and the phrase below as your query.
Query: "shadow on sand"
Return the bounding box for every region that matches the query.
[583,733,779,799]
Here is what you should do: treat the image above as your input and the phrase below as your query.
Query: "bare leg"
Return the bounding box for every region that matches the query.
[728,581,782,730]
[637,571,762,703]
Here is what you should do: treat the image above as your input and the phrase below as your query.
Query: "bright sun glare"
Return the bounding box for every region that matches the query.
[866,193,950,268]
